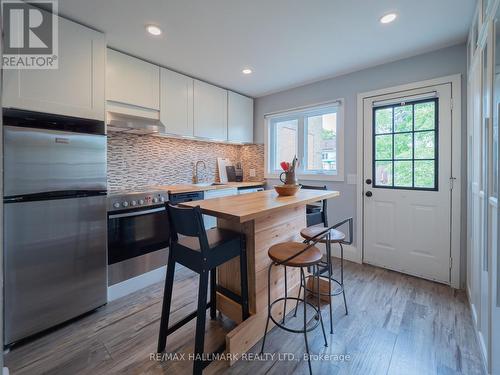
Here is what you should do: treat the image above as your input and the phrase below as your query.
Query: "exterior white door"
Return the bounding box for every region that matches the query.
[363,83,453,284]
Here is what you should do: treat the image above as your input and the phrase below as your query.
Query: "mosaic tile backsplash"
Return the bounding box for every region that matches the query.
[107,132,265,191]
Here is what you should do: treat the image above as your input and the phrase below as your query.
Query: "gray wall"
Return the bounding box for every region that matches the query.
[254,43,467,287]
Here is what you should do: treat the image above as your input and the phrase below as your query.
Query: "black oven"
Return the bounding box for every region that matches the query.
[107,204,170,265]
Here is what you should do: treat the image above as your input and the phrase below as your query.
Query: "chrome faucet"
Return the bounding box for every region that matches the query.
[193,160,206,184]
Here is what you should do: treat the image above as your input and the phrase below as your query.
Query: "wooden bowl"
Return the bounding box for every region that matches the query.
[274,184,301,196]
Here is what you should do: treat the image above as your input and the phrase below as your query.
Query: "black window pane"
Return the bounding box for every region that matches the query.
[414,160,435,188]
[375,134,392,160]
[375,161,392,186]
[414,131,435,159]
[414,102,435,131]
[375,107,393,134]
[394,133,413,159]
[394,105,413,132]
[394,161,413,187]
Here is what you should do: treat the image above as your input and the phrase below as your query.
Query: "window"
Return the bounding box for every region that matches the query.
[272,119,298,171]
[373,98,438,190]
[266,101,344,180]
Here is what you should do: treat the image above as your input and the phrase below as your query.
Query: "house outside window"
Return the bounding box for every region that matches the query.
[265,101,344,181]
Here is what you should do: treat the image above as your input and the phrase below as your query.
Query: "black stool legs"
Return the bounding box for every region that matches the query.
[301,268,312,375]
[294,238,348,334]
[302,266,328,374]
[326,236,333,334]
[261,263,327,375]
[326,239,348,317]
[193,269,209,374]
[210,268,217,320]
[157,247,249,375]
[339,243,348,315]
[157,253,176,353]
[282,266,287,324]
[315,266,328,347]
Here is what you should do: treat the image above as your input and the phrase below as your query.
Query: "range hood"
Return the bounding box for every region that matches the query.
[106,111,162,135]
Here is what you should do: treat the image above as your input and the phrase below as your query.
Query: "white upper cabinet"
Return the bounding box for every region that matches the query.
[2,14,105,120]
[193,80,228,140]
[228,91,254,143]
[106,49,160,112]
[160,68,194,136]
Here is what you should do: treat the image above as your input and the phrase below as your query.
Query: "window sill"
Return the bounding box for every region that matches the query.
[264,173,344,182]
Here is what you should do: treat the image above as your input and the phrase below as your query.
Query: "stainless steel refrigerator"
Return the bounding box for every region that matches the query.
[3,109,108,345]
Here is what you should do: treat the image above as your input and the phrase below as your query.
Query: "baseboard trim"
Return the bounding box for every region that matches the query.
[466,285,490,374]
[316,243,361,264]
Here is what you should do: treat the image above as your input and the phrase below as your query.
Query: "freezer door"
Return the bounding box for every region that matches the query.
[4,195,107,344]
[4,126,107,197]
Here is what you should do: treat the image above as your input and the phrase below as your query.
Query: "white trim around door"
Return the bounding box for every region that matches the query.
[356,74,462,289]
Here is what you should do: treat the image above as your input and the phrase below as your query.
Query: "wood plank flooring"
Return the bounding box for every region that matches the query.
[5,261,485,375]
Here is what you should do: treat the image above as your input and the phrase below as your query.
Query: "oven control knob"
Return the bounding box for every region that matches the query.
[131,200,137,206]
[113,202,120,209]
[138,199,145,205]
[152,197,159,203]
[159,196,165,202]
[122,201,129,207]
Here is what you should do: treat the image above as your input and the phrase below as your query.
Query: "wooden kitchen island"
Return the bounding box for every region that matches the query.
[181,188,339,364]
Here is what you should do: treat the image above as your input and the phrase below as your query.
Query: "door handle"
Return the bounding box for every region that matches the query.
[365,191,373,197]
[365,178,372,184]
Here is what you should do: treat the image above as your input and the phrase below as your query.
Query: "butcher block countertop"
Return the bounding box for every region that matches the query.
[156,181,264,194]
[180,188,339,223]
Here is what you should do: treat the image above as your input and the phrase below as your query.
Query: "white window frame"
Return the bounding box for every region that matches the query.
[264,99,344,181]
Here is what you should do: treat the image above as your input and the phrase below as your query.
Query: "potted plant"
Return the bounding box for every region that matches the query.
[275,156,301,196]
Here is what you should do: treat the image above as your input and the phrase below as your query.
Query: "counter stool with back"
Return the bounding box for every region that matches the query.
[157,202,250,375]
[298,184,353,334]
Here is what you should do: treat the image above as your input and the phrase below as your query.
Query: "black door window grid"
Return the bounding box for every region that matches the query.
[372,98,438,191]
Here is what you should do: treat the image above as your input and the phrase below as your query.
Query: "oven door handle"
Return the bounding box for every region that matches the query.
[109,207,166,219]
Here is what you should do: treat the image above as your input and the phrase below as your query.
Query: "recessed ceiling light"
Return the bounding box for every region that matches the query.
[242,68,253,75]
[146,25,162,36]
[380,13,397,24]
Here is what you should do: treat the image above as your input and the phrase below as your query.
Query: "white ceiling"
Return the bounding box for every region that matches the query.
[58,0,475,97]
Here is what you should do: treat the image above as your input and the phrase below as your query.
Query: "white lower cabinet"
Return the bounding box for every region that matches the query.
[3,13,105,120]
[160,68,194,136]
[203,188,238,229]
[194,80,228,140]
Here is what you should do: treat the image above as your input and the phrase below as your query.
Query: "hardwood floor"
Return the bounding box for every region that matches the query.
[5,261,485,375]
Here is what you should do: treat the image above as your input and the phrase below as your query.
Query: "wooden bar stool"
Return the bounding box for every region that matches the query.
[157,203,250,375]
[260,236,328,375]
[298,218,353,334]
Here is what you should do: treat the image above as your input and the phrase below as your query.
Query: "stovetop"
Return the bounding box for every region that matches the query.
[107,187,168,212]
